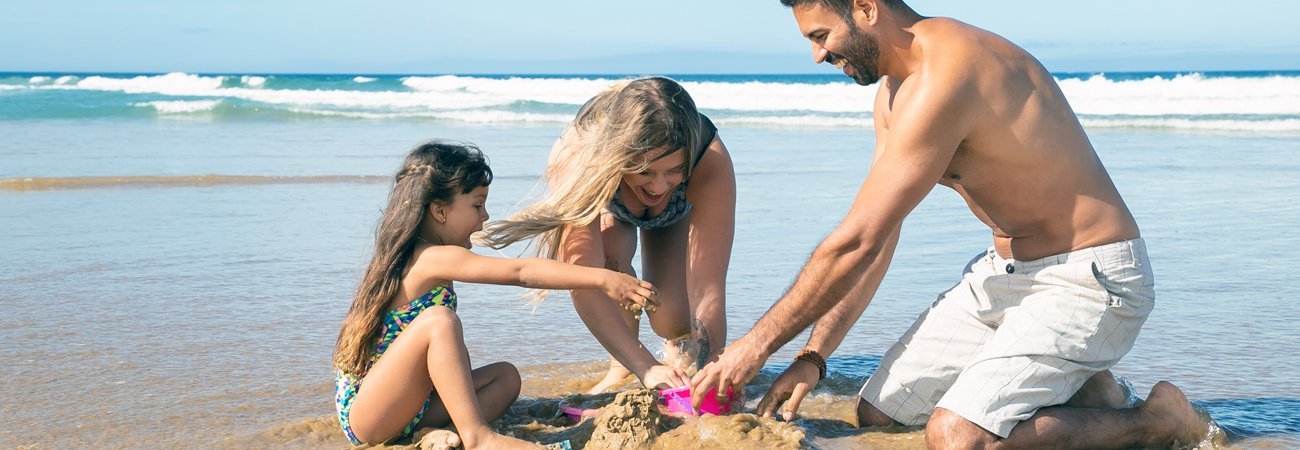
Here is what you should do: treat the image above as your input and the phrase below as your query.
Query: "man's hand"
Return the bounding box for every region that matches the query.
[756,359,820,421]
[690,339,767,411]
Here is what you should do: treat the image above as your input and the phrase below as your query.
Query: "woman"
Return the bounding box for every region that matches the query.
[483,77,736,392]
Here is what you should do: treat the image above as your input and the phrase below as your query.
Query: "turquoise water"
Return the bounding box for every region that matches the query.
[1,73,1298,448]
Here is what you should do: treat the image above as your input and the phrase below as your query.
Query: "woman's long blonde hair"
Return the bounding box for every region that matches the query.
[479,77,702,299]
[334,140,493,377]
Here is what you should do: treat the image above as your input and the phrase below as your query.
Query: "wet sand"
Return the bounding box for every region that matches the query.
[247,361,1228,450]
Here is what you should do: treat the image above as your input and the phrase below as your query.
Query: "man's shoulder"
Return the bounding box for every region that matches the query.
[915,17,987,44]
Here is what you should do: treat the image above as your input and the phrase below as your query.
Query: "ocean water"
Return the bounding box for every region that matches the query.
[1,72,1298,448]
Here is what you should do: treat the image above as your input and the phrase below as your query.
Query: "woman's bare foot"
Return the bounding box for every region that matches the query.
[465,431,545,449]
[660,337,694,373]
[587,359,634,394]
[1140,381,1208,447]
[414,428,461,450]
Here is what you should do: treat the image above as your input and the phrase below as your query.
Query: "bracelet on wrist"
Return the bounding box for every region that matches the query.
[795,349,827,381]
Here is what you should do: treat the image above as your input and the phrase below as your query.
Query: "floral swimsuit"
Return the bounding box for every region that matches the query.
[335,285,457,445]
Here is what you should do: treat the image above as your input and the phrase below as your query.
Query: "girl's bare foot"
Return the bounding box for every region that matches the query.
[414,428,461,450]
[1140,381,1208,447]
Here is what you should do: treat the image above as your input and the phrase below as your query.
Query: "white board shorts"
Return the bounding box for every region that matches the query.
[858,238,1155,437]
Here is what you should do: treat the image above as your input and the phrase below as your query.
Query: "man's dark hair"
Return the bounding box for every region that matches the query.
[779,0,904,23]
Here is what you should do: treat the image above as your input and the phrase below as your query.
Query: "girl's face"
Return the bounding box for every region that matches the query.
[431,185,490,248]
[622,147,686,207]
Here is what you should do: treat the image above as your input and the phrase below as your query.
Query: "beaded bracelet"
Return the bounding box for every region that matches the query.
[795,349,827,381]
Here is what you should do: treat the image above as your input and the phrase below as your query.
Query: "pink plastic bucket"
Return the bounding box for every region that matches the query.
[562,407,598,422]
[658,386,734,416]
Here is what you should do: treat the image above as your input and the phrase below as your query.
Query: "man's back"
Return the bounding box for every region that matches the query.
[876,17,1139,260]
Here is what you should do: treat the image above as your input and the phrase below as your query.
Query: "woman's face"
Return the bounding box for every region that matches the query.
[622,147,686,207]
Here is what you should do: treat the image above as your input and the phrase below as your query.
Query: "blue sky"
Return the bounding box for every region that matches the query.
[3,0,1298,74]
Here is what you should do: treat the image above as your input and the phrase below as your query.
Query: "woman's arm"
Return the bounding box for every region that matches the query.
[683,135,737,365]
[558,220,684,386]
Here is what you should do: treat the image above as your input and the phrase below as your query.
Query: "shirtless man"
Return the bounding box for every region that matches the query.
[691,0,1207,448]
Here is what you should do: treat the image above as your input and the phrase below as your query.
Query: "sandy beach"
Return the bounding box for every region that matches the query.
[3,72,1299,448]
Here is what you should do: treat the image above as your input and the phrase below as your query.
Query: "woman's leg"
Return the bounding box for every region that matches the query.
[588,212,641,393]
[346,306,538,449]
[640,218,697,364]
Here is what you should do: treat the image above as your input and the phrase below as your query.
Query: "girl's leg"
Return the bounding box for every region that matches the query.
[588,213,641,393]
[417,361,521,428]
[347,306,538,449]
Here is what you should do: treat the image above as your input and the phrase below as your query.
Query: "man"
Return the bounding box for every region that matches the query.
[690,0,1208,448]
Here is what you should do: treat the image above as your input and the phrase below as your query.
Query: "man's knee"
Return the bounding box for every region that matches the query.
[855,397,898,427]
[925,408,998,450]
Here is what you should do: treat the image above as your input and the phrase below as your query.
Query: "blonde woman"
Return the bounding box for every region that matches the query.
[484,77,735,392]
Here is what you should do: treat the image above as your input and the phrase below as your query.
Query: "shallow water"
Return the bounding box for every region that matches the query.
[2,115,1299,448]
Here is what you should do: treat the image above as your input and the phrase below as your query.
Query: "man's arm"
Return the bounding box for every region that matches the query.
[692,66,980,408]
[783,80,901,361]
[755,227,897,419]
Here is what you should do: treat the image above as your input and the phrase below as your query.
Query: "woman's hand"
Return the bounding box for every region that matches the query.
[639,364,690,390]
[600,271,659,313]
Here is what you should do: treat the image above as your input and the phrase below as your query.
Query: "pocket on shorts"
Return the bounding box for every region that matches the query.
[1079,261,1119,307]
[1085,260,1154,311]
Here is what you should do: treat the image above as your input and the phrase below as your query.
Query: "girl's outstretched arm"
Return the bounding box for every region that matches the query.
[412,245,659,310]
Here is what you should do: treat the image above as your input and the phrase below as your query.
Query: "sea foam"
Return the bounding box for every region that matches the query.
[14,72,1300,132]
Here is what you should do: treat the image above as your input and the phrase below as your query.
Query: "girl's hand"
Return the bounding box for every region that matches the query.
[640,364,690,390]
[601,271,659,313]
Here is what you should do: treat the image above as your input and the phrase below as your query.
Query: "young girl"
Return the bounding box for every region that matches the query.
[334,140,659,448]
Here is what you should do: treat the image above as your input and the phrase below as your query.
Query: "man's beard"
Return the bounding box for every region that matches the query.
[830,27,881,86]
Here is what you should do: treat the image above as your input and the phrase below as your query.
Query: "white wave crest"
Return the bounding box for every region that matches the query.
[284,107,574,123]
[29,76,52,84]
[1081,117,1300,132]
[714,114,869,128]
[685,80,870,113]
[400,75,873,113]
[353,76,377,83]
[135,100,222,114]
[74,72,224,95]
[22,73,1300,132]
[1060,73,1300,116]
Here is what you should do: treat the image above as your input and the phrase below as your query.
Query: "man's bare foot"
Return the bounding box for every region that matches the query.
[1068,370,1127,409]
[1140,381,1207,447]
[587,362,634,394]
[414,428,461,450]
